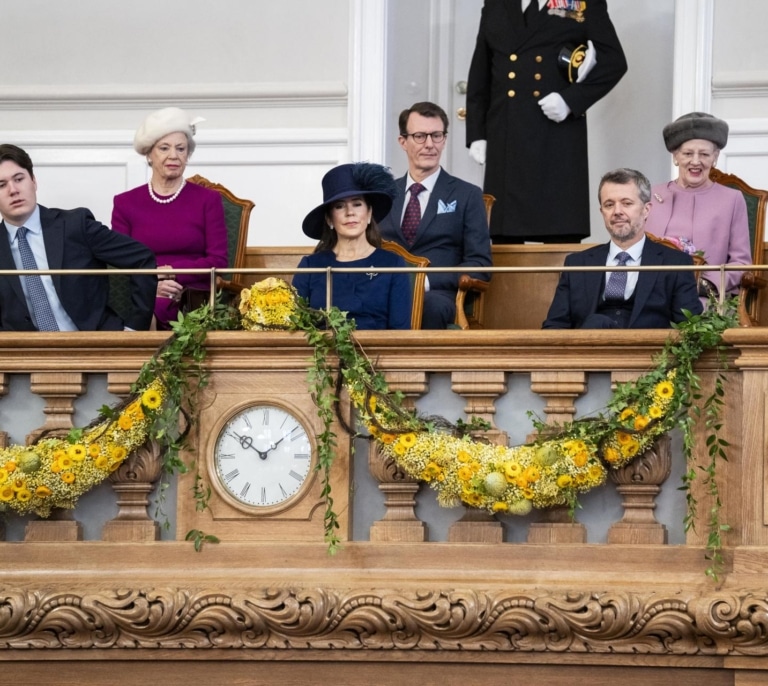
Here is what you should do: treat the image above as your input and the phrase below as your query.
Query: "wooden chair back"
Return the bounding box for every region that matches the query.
[710,168,768,325]
[382,240,429,330]
[187,174,255,293]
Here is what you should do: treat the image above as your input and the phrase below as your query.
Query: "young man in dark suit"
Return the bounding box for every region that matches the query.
[379,101,492,329]
[543,168,703,329]
[0,144,157,331]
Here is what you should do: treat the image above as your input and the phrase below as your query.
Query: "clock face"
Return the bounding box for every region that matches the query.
[213,404,314,509]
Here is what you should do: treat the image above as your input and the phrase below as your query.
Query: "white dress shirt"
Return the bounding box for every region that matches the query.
[606,236,645,300]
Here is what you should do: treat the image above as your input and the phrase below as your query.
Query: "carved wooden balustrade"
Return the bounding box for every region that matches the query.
[2,329,768,685]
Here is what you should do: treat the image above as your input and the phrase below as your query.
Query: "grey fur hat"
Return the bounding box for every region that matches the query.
[662,112,729,152]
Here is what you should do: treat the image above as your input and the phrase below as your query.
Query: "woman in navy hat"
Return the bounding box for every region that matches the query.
[645,112,751,299]
[292,162,412,329]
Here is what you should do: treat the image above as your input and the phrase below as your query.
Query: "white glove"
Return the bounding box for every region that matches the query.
[538,93,571,123]
[576,40,597,83]
[469,140,487,165]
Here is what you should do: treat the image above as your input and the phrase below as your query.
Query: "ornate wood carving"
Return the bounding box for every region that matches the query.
[103,441,163,542]
[608,435,672,544]
[369,371,428,542]
[2,585,768,654]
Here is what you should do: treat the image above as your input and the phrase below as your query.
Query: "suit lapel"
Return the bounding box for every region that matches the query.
[0,220,29,304]
[630,240,662,326]
[417,169,453,242]
[583,244,609,315]
[40,207,65,293]
[390,176,408,242]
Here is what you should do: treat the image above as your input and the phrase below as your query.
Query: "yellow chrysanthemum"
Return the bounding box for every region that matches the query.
[521,487,535,500]
[557,474,573,488]
[58,456,73,470]
[457,450,472,463]
[118,415,133,431]
[5,461,16,473]
[457,466,474,482]
[572,452,588,468]
[88,443,101,458]
[141,388,162,410]
[633,415,650,431]
[35,486,52,498]
[603,446,620,464]
[50,462,62,474]
[654,380,674,400]
[616,431,632,445]
[461,490,483,506]
[619,408,635,421]
[380,433,395,445]
[110,446,128,462]
[67,445,86,461]
[398,433,417,449]
[0,468,7,484]
[95,456,109,470]
[523,465,541,483]
[623,439,640,458]
[16,488,32,502]
[0,485,14,501]
[504,462,522,481]
[61,472,75,484]
[492,501,509,513]
[421,462,442,482]
[649,404,663,419]
[393,442,407,457]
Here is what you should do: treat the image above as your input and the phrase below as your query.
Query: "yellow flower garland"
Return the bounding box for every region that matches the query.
[0,379,164,517]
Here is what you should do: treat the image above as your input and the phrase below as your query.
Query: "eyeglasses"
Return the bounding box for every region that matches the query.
[402,131,447,144]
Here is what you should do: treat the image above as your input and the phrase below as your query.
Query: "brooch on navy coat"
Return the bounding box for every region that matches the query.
[547,0,586,22]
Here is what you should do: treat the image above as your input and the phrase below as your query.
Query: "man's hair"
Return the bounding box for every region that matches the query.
[398,101,450,136]
[0,144,34,178]
[598,168,651,204]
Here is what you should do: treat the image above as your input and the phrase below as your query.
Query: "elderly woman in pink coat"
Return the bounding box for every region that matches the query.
[645,112,751,299]
[112,107,228,329]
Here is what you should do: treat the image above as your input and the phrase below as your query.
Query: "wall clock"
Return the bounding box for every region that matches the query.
[176,371,351,543]
[213,403,313,511]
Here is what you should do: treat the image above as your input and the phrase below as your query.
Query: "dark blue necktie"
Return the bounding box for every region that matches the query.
[17,226,59,331]
[604,251,631,301]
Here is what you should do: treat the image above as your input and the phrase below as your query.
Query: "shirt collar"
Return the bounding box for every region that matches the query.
[608,235,645,264]
[5,205,42,243]
[406,168,441,194]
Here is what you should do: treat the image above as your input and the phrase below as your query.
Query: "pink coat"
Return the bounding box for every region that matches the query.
[645,180,751,295]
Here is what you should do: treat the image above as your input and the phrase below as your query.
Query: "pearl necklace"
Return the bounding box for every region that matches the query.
[148,178,186,204]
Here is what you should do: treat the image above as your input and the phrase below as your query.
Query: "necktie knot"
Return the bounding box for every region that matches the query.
[17,226,28,240]
[410,182,425,198]
[615,251,631,266]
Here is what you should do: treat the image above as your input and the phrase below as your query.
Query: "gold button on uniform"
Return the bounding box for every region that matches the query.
[533,90,540,97]
[508,71,516,79]
[535,55,543,63]
[507,90,516,97]
[510,54,518,61]
[534,73,541,80]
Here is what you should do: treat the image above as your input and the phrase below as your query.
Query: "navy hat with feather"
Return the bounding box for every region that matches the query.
[302,162,397,239]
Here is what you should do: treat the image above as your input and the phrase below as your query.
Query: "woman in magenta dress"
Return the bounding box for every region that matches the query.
[112,107,228,329]
[645,112,751,299]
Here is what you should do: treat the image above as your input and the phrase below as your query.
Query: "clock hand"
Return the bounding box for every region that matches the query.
[233,431,270,460]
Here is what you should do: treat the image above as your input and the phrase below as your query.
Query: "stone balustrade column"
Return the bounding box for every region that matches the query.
[527,371,588,543]
[369,371,428,542]
[448,371,508,543]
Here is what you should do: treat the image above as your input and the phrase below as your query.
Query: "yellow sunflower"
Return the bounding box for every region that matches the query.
[654,380,674,400]
[141,388,162,410]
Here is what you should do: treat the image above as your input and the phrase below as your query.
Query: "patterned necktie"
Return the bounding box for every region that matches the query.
[604,251,632,301]
[16,226,59,331]
[401,182,425,245]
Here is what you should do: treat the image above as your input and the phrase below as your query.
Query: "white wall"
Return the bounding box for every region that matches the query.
[1,0,767,249]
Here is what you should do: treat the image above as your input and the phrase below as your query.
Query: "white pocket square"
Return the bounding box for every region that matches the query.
[437,199,457,214]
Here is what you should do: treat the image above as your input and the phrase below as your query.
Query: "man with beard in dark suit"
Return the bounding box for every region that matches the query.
[543,168,702,329]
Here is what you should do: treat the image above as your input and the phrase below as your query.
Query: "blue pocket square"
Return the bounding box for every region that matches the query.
[437,199,457,214]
